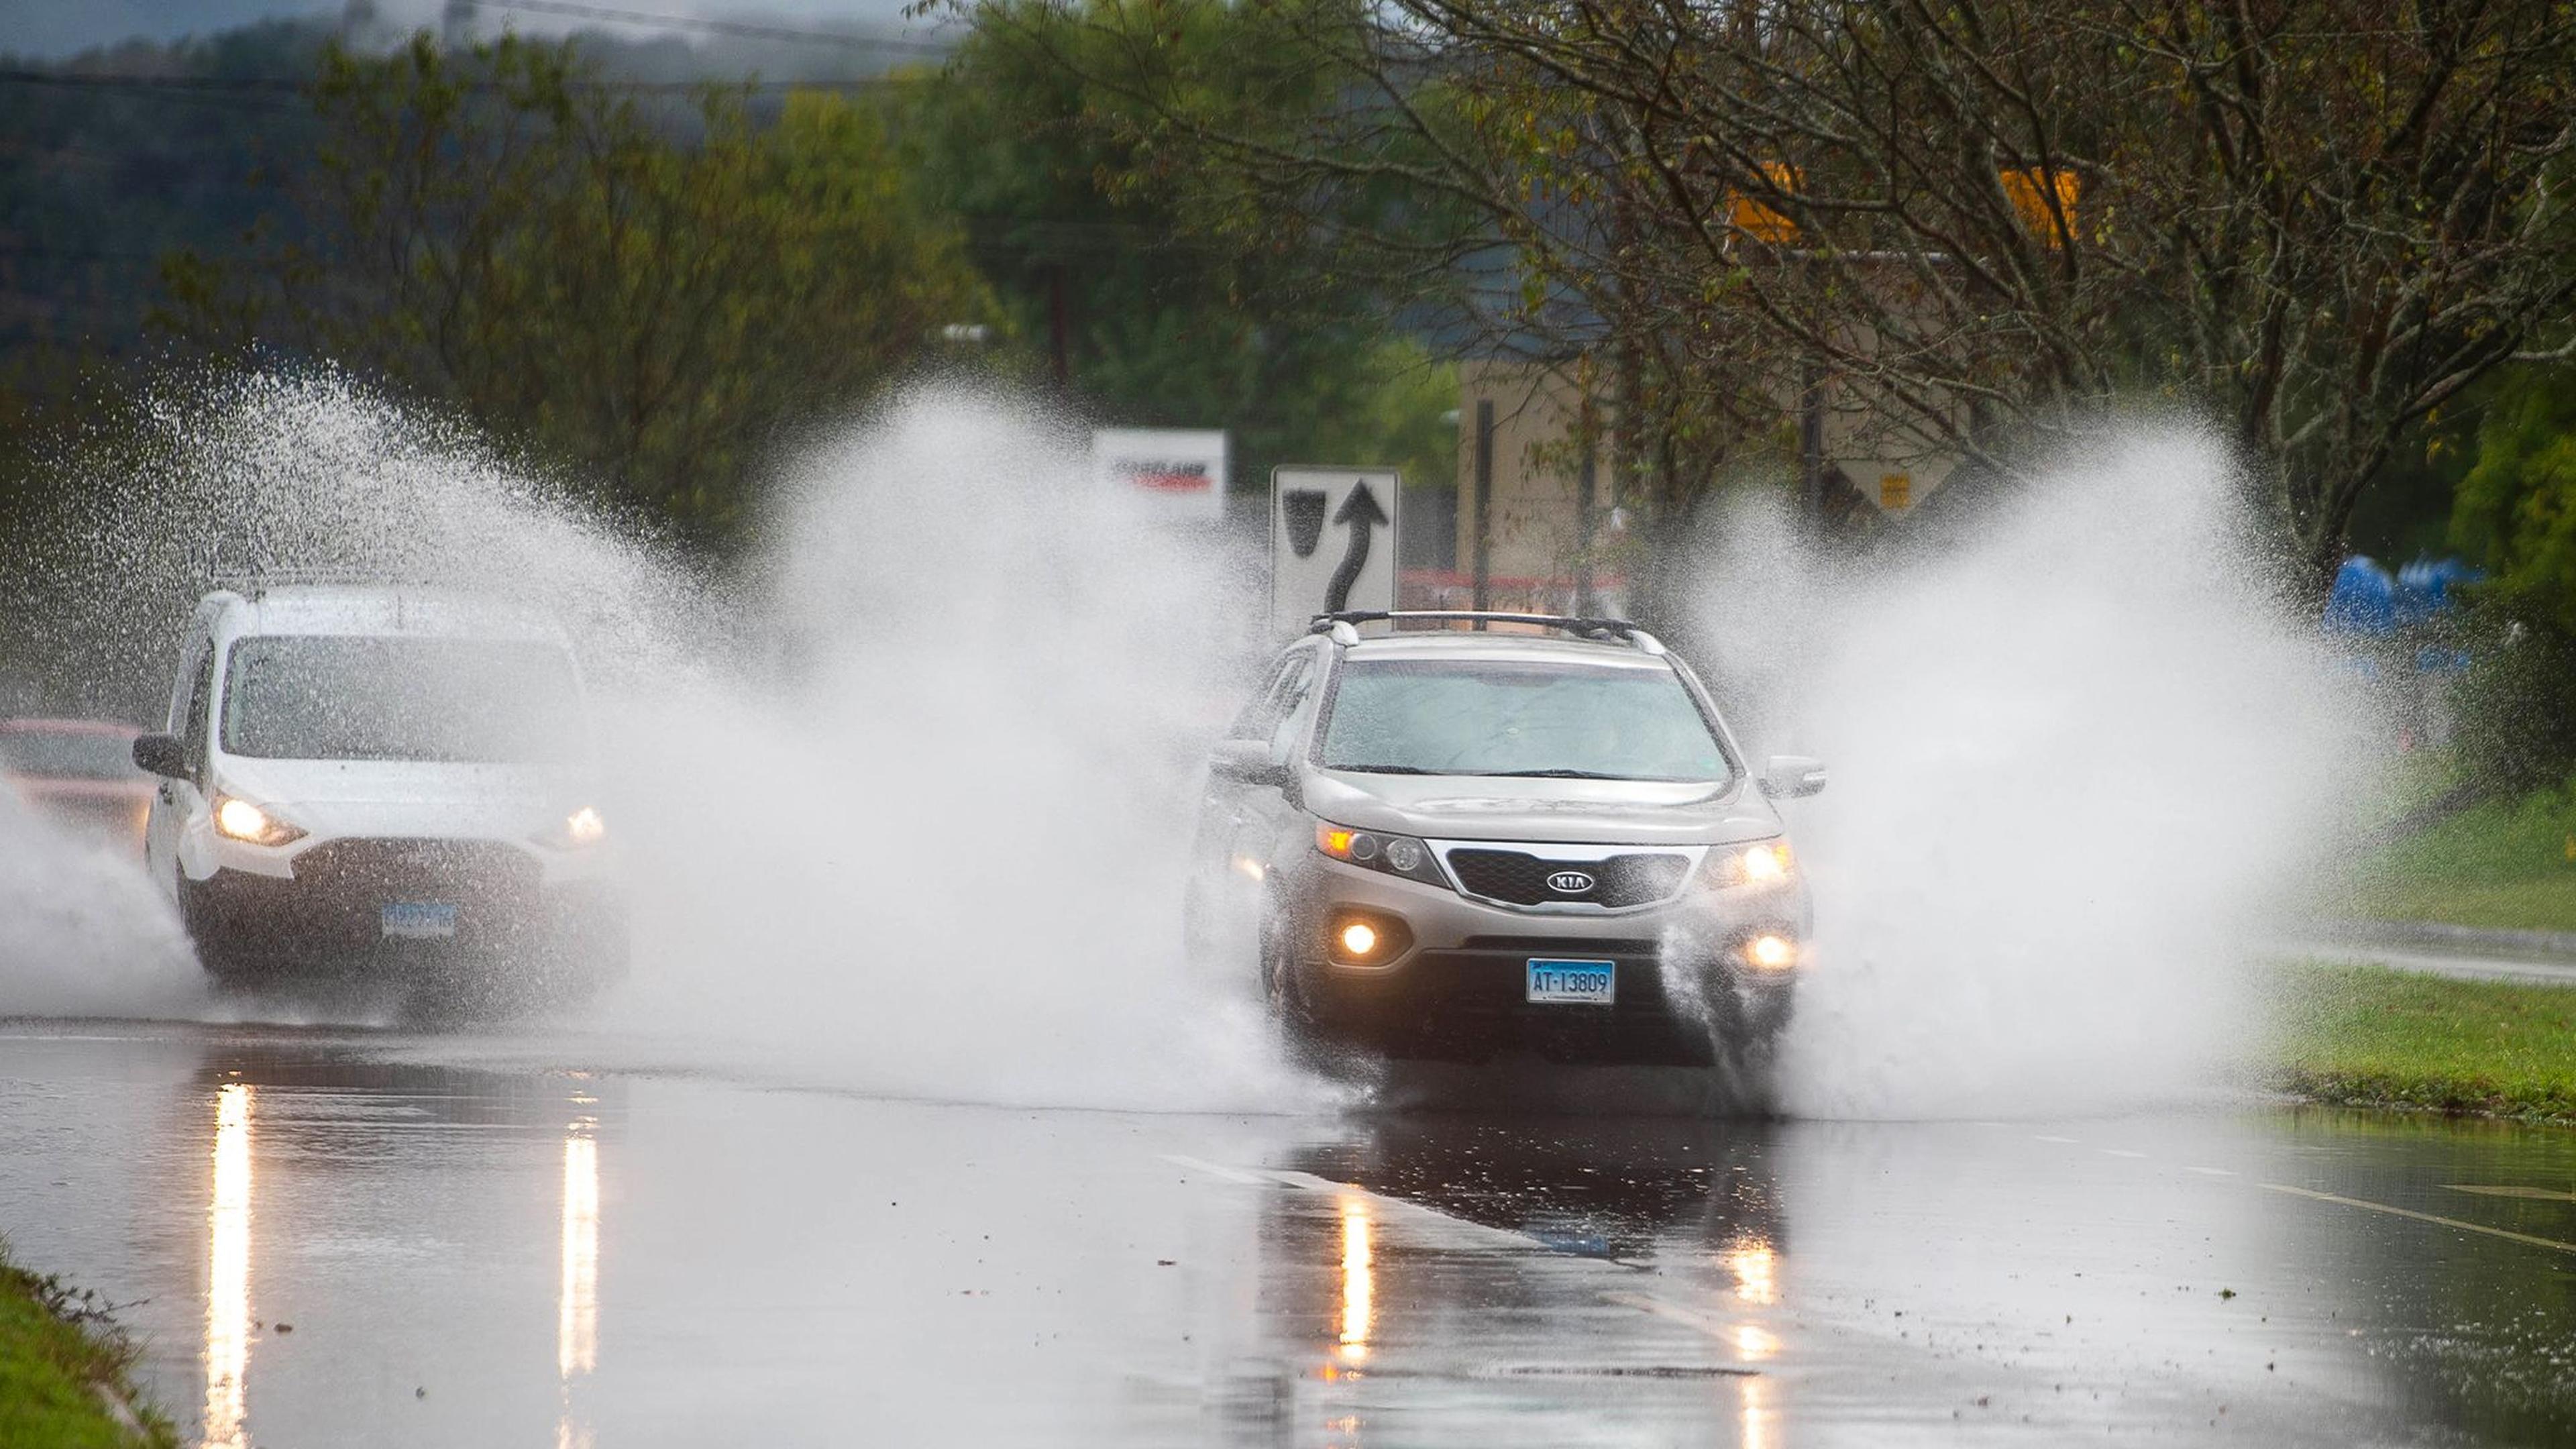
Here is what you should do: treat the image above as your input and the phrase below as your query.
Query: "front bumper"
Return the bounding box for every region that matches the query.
[182,836,625,976]
[1279,854,1804,1060]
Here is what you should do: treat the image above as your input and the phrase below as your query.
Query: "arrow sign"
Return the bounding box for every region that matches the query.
[1324,482,1388,612]
[1271,466,1400,635]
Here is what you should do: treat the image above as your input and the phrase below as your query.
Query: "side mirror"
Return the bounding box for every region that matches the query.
[1208,738,1296,791]
[133,732,186,780]
[1761,754,1827,799]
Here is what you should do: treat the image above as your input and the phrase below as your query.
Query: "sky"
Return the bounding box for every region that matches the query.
[0,1,930,60]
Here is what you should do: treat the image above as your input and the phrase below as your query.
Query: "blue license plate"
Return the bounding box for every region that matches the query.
[1526,958,1615,1005]
[381,902,458,940]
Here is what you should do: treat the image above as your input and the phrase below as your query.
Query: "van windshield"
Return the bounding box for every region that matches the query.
[221,636,588,763]
[1318,657,1730,782]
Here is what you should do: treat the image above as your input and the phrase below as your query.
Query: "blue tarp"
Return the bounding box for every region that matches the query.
[2324,555,2397,635]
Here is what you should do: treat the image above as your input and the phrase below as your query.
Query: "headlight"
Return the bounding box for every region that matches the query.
[1315,821,1446,886]
[1706,839,1794,889]
[539,806,608,850]
[1743,932,1799,971]
[212,794,306,847]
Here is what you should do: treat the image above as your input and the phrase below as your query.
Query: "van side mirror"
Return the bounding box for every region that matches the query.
[1208,738,1296,791]
[133,732,186,780]
[1761,754,1827,799]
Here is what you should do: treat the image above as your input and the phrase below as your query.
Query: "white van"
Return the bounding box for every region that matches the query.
[133,583,625,989]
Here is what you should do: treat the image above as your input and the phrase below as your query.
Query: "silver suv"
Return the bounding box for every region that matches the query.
[1187,612,1822,1064]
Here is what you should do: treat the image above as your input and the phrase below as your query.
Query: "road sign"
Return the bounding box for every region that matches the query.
[1093,428,1228,520]
[1271,466,1399,636]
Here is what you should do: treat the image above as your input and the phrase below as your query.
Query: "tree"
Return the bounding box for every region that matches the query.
[1010,0,2576,590]
[160,33,992,540]
[911,0,1462,502]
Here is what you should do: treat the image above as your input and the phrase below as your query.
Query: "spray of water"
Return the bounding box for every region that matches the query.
[5,372,2365,1120]
[1687,432,2374,1118]
[0,790,199,1018]
[2,370,1312,1110]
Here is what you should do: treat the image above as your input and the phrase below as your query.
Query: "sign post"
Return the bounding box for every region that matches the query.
[1271,466,1399,636]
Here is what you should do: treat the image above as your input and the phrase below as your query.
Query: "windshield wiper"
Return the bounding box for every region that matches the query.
[1479,767,1627,780]
[1331,764,1443,775]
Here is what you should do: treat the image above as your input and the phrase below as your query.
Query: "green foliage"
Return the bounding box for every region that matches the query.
[2457,369,2576,633]
[160,35,992,541]
[2353,769,2576,932]
[904,0,1456,502]
[2275,963,2576,1120]
[2446,368,2576,794]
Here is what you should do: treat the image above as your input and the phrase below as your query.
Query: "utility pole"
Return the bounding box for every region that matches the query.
[1471,398,1495,618]
[1046,264,1071,392]
[1797,368,1826,528]
[1574,388,1599,618]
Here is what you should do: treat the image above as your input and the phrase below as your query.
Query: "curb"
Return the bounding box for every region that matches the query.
[2315,918,2576,963]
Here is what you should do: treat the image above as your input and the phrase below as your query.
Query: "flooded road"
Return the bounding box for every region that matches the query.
[2,1018,2573,1446]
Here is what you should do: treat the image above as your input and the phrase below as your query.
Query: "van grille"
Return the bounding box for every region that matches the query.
[1444,849,1692,908]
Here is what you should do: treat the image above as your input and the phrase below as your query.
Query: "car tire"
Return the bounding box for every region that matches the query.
[1259,906,1340,1073]
[177,877,264,987]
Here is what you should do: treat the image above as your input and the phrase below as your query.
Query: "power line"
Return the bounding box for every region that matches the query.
[462,1,955,55]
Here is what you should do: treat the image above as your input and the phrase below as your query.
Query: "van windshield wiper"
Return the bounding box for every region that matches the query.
[1479,767,1626,780]
[1332,764,1442,775]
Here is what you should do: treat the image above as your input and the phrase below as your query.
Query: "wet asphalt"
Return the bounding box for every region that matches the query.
[2,1017,2575,1448]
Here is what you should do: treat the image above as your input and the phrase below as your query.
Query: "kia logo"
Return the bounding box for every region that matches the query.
[1546,870,1596,895]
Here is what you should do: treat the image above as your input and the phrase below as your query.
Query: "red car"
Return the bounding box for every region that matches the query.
[1,718,153,855]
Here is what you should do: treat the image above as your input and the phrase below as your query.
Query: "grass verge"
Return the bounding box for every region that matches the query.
[2276,962,2576,1121]
[2346,770,2576,932]
[0,1244,174,1449]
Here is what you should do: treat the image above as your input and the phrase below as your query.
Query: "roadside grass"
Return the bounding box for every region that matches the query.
[0,1244,174,1449]
[2275,962,2576,1121]
[2342,767,2576,933]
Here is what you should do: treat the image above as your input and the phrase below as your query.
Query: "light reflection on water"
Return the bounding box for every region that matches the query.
[1337,1193,1374,1363]
[203,1081,252,1449]
[557,1114,600,1449]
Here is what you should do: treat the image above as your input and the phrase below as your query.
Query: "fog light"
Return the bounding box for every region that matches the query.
[1745,933,1796,971]
[1326,911,1411,967]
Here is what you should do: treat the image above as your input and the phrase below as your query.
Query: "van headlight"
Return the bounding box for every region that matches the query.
[539,806,608,849]
[1706,839,1794,889]
[1314,821,1446,885]
[213,794,307,847]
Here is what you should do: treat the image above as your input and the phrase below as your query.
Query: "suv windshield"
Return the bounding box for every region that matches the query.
[221,636,588,763]
[1318,657,1729,782]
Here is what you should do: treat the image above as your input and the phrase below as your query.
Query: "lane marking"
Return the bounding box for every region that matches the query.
[1159,1153,1269,1186]
[2099,1149,2147,1159]
[2446,1184,2576,1203]
[1599,1291,1768,1364]
[2186,1167,2236,1177]
[2033,1135,2080,1144]
[2261,1183,2576,1254]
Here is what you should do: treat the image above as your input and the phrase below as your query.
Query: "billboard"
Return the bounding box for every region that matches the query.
[1091,428,1228,520]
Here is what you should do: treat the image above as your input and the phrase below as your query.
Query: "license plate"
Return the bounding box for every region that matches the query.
[1526,958,1615,1005]
[381,902,458,939]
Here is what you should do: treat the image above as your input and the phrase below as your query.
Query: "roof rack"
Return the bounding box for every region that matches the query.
[1309,610,1666,655]
[206,567,468,598]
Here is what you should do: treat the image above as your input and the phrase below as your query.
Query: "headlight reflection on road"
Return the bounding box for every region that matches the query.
[1739,1373,1775,1449]
[1727,1238,1778,1306]
[203,1081,253,1449]
[1336,1194,1373,1362]
[557,1110,600,1449]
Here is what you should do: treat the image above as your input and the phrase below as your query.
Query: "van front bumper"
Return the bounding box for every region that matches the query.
[182,836,624,976]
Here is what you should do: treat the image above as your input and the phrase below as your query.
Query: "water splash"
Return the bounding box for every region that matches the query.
[1687,431,2374,1118]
